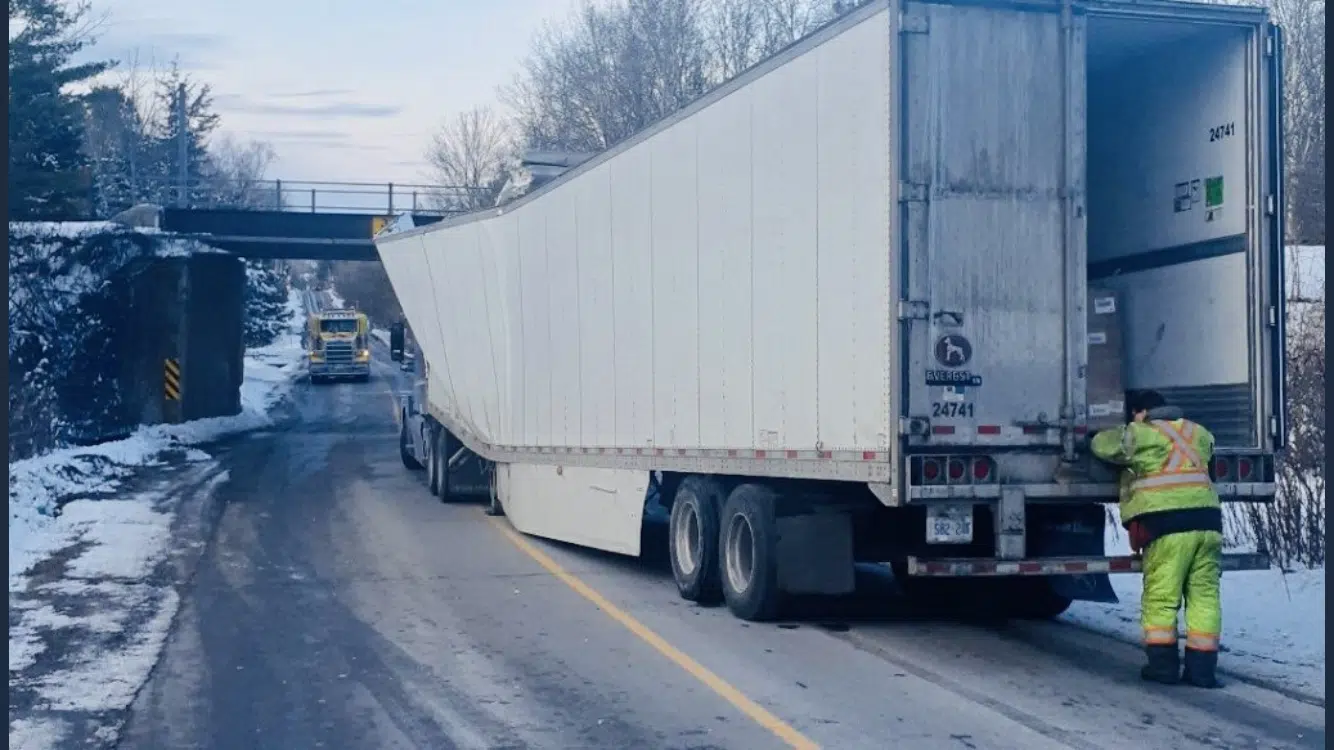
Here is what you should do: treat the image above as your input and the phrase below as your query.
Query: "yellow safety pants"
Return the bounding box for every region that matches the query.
[1140,530,1223,652]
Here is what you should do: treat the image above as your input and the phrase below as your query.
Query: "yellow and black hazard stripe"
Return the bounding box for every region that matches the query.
[164,358,182,401]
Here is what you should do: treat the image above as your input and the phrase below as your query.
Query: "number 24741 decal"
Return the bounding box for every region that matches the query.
[931,402,974,418]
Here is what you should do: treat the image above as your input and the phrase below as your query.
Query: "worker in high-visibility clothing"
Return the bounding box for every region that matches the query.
[1090,389,1223,688]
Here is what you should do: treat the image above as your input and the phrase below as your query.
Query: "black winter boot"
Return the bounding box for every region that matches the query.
[1181,648,1221,689]
[1140,644,1181,684]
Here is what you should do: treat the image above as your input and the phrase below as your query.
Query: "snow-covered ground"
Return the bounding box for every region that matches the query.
[8,288,308,750]
[1063,509,1325,700]
[371,327,391,347]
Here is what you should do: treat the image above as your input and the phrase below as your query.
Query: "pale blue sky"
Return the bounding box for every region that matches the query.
[87,0,562,185]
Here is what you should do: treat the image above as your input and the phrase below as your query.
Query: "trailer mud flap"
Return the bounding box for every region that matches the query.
[1031,505,1120,604]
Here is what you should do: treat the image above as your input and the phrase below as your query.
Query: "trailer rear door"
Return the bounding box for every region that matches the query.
[898,0,1085,447]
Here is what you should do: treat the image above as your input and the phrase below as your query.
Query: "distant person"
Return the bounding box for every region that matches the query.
[1090,389,1223,688]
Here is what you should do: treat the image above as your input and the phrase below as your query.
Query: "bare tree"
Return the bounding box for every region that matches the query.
[1227,248,1324,568]
[1268,0,1325,243]
[702,0,840,79]
[208,133,278,208]
[425,106,515,210]
[502,0,713,153]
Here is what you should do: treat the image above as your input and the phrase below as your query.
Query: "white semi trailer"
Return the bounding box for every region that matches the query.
[377,0,1286,622]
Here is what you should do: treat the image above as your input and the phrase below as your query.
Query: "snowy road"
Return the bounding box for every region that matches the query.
[102,342,1322,750]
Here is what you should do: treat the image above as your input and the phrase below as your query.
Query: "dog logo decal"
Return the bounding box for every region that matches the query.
[934,334,973,368]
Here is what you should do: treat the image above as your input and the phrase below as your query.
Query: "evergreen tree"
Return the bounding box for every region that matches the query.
[149,63,221,207]
[244,261,292,347]
[8,0,111,219]
[83,85,143,216]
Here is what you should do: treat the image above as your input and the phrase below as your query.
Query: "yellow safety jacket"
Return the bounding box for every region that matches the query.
[1091,416,1221,526]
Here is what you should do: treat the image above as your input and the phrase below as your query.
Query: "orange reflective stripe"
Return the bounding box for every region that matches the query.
[1143,626,1178,645]
[1132,420,1212,493]
[1131,473,1213,491]
[1185,630,1220,652]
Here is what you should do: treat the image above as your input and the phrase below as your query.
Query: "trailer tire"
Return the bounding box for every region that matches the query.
[1002,580,1073,620]
[719,483,782,621]
[669,476,725,605]
[400,418,422,470]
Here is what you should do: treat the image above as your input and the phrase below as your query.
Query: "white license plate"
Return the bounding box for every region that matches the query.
[926,504,974,544]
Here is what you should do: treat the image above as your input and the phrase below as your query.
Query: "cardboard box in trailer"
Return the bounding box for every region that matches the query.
[377,0,1286,622]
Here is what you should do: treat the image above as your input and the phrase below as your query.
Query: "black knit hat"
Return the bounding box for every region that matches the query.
[1126,389,1168,416]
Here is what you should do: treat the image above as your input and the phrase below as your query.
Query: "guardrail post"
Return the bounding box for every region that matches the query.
[412,190,418,212]
[274,179,283,209]
[311,188,317,213]
[388,182,395,215]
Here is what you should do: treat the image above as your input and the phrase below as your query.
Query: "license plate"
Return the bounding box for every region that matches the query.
[926,504,974,544]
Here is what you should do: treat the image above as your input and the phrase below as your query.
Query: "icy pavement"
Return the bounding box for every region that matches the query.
[8,289,307,749]
[1063,510,1326,702]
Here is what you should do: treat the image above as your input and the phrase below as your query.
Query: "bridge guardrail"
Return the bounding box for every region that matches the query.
[105,178,486,217]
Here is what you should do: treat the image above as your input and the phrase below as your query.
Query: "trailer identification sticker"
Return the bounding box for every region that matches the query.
[926,370,982,386]
[932,401,974,418]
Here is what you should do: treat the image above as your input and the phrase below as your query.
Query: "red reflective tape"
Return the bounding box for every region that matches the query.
[977,425,1001,435]
[1064,562,1089,573]
[755,450,767,459]
[1074,426,1089,435]
[788,450,801,459]
[817,450,831,459]
[862,451,877,460]
[1019,562,1042,574]
[932,425,956,435]
[727,449,739,457]
[1109,558,1135,572]
[1023,425,1046,435]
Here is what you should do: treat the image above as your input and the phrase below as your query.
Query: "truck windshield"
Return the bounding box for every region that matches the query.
[319,319,358,334]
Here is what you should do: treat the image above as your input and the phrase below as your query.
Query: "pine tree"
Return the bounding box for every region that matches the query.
[244,261,292,347]
[149,63,221,207]
[8,0,111,219]
[84,85,143,216]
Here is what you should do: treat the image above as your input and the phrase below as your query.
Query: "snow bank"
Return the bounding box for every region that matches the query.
[8,286,308,591]
[1063,508,1326,700]
[371,327,391,347]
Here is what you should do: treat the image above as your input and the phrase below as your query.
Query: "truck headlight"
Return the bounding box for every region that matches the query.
[356,349,370,361]
[309,352,324,361]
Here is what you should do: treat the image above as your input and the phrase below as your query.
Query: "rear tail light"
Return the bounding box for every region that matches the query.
[1236,457,1254,480]
[1211,457,1231,481]
[910,455,997,485]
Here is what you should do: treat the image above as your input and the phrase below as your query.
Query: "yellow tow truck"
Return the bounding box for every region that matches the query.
[306,309,371,383]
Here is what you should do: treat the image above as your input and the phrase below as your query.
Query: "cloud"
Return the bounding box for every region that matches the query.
[247,129,355,143]
[229,102,403,118]
[268,88,357,99]
[82,27,231,72]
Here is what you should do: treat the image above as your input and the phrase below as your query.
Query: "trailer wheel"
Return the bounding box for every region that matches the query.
[399,417,422,470]
[719,483,782,621]
[426,427,441,496]
[1001,579,1073,620]
[669,476,725,604]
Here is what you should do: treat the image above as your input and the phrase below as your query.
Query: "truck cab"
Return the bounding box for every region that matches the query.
[307,309,372,383]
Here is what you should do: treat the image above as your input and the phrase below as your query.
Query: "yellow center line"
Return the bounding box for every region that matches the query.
[486,513,820,750]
